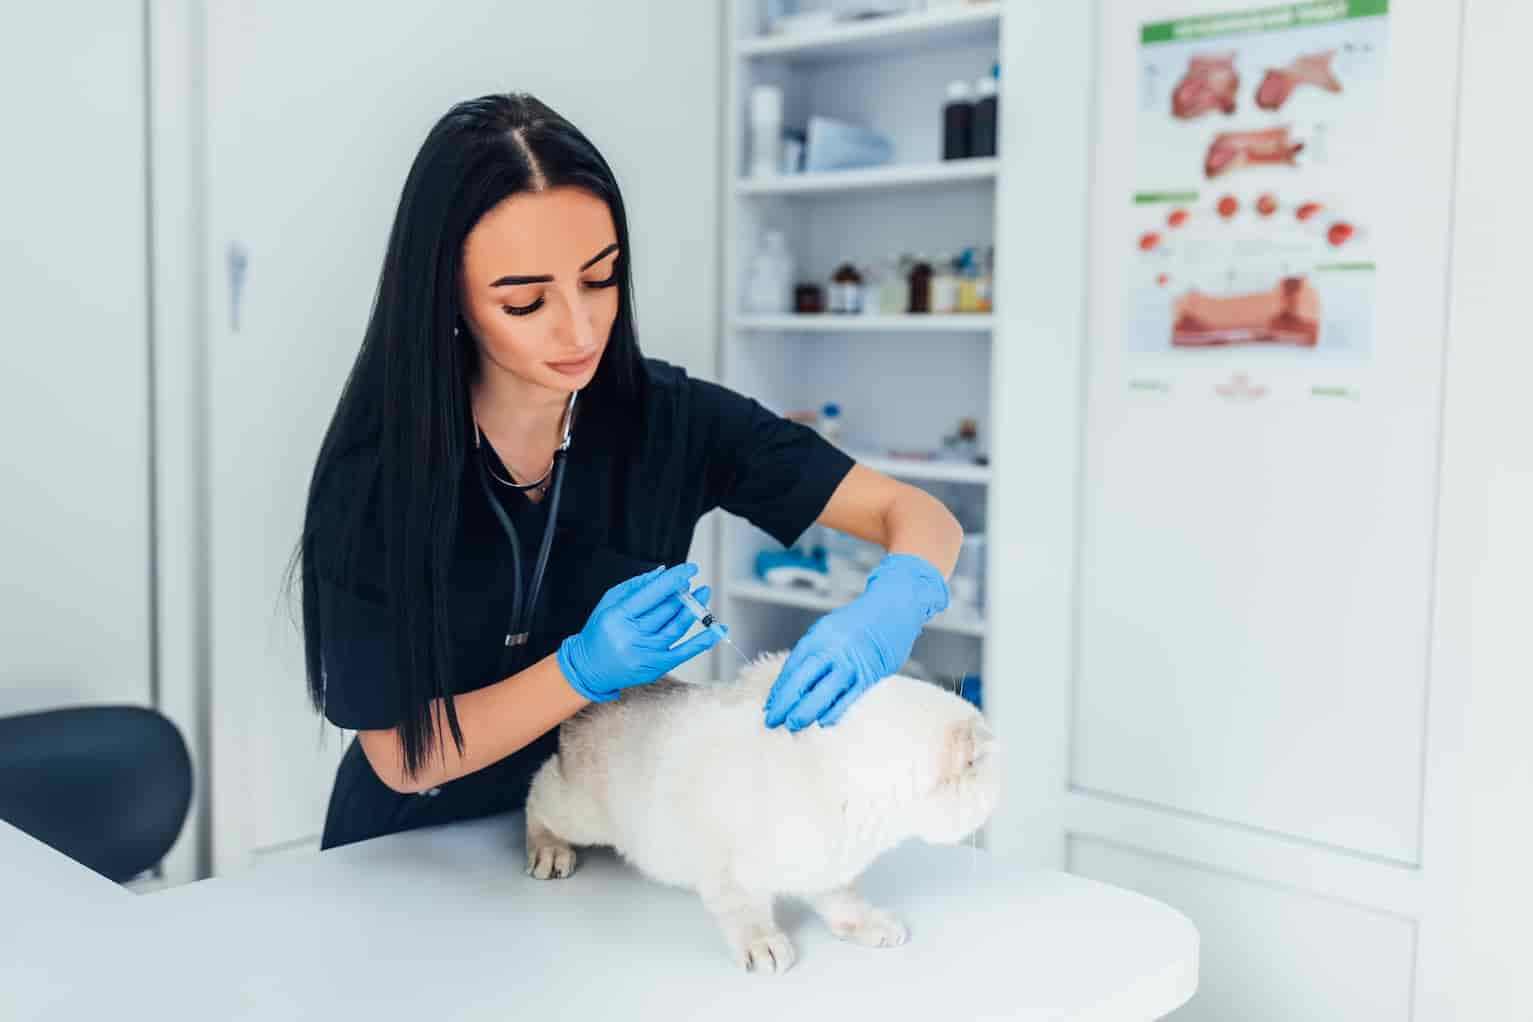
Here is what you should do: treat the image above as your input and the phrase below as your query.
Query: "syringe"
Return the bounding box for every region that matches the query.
[677,587,751,665]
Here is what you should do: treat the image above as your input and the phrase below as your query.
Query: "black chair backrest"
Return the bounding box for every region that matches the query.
[0,705,192,883]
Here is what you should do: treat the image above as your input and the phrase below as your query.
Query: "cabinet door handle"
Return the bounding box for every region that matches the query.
[227,242,249,332]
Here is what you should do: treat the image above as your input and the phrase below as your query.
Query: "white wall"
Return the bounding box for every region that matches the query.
[1415,0,1533,1015]
[0,6,154,717]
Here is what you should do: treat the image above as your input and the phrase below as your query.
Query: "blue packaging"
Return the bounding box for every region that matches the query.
[804,116,893,172]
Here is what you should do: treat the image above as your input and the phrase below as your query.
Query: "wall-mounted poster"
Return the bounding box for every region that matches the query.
[1129,1,1388,375]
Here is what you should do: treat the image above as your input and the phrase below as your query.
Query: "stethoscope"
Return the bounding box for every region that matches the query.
[474,390,577,676]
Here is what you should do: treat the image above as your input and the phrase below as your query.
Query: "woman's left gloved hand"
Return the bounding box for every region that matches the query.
[763,553,949,731]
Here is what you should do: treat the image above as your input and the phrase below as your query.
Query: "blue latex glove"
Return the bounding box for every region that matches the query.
[763,553,949,731]
[557,563,721,703]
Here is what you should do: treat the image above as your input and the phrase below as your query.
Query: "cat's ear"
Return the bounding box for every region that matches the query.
[942,715,998,783]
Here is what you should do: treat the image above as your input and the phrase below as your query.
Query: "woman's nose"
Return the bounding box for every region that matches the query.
[552,285,595,351]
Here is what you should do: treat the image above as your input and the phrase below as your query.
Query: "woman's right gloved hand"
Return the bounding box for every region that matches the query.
[556,563,721,703]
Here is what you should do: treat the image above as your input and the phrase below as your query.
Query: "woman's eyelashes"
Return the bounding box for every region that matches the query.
[501,275,619,316]
[503,297,544,316]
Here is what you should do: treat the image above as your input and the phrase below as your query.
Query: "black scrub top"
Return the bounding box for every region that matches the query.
[313,359,854,849]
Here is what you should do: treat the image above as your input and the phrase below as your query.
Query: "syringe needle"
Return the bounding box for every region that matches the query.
[676,588,751,665]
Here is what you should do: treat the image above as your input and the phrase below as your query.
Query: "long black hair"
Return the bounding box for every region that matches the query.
[297,93,644,778]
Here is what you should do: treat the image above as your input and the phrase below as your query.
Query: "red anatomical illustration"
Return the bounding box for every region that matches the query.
[1256,51,1343,111]
[1172,54,1240,119]
[1171,277,1320,348]
[1204,126,1304,179]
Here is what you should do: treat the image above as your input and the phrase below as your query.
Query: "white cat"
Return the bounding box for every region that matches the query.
[523,651,1000,974]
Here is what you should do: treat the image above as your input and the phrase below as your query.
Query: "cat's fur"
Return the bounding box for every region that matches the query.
[523,651,1000,973]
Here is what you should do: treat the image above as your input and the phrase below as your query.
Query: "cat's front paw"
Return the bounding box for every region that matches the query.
[829,906,909,948]
[525,837,577,880]
[729,925,797,975]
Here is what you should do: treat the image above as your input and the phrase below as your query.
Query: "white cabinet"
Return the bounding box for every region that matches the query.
[0,6,153,716]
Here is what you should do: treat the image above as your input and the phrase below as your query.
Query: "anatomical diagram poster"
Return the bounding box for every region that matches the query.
[1129,1,1388,373]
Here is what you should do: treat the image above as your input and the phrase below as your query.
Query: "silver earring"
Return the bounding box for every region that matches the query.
[453,325,460,337]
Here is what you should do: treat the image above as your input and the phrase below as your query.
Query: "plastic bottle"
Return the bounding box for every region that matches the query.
[930,253,959,314]
[749,85,784,178]
[956,418,980,462]
[817,403,843,444]
[971,70,999,158]
[957,248,980,313]
[883,255,911,314]
[743,230,794,315]
[908,254,934,313]
[943,80,973,161]
[860,261,885,317]
[976,245,994,313]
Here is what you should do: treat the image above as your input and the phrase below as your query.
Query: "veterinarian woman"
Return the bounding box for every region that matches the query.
[302,94,962,850]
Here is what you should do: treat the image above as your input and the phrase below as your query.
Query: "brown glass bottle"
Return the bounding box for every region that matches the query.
[908,255,934,313]
[794,282,825,314]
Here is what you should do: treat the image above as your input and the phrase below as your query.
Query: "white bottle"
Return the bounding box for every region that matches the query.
[744,230,794,315]
[930,252,960,314]
[860,260,885,316]
[749,86,784,179]
[817,402,843,444]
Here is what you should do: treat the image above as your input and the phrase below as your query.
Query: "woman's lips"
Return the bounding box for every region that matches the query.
[547,351,599,376]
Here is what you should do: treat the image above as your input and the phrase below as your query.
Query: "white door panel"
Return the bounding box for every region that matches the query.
[204,1,721,870]
[993,0,1467,1017]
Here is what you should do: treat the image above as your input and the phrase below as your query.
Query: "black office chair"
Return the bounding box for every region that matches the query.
[0,705,193,883]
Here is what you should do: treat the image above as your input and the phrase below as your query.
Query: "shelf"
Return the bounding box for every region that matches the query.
[853,453,991,485]
[736,158,998,197]
[737,4,1002,64]
[727,580,987,638]
[734,314,993,334]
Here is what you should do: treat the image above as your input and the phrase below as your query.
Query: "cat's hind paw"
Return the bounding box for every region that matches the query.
[731,926,797,975]
[525,838,577,880]
[829,906,909,948]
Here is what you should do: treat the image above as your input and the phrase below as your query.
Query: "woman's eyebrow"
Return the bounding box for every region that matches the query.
[579,243,620,271]
[489,243,621,288]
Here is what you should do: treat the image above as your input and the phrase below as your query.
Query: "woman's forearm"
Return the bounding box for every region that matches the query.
[818,464,964,578]
[882,484,963,579]
[357,652,587,794]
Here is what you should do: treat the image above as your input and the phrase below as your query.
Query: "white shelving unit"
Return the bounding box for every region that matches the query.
[735,3,1001,62]
[733,313,993,333]
[851,453,992,485]
[720,0,1001,697]
[734,156,998,196]
[728,580,988,638]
